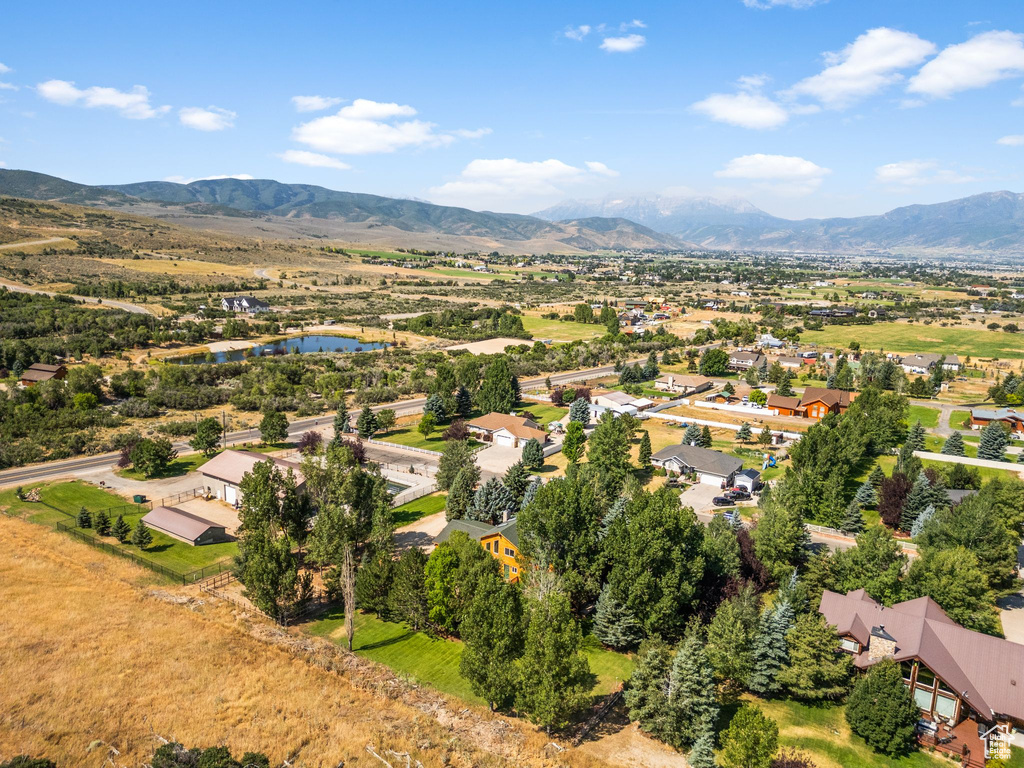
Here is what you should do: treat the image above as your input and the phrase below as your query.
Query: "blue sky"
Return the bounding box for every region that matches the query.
[2,0,1023,218]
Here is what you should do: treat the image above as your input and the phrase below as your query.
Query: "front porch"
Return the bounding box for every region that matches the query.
[918,717,986,768]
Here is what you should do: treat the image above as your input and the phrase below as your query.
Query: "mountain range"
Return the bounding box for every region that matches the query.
[2,169,1024,254]
[535,193,1024,253]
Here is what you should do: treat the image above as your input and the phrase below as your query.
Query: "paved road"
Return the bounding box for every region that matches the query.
[0,277,154,316]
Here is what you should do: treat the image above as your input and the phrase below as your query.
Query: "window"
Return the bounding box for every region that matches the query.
[504,547,514,557]
[840,638,859,653]
[916,666,936,689]
[503,564,510,578]
[915,686,935,711]
[935,694,957,720]
[901,661,915,682]
[512,567,518,574]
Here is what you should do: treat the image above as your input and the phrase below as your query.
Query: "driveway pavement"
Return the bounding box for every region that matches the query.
[476,444,526,475]
[176,497,242,535]
[677,482,722,514]
[394,510,447,553]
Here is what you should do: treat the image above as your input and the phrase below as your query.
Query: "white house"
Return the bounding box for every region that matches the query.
[221,296,270,314]
[199,450,305,507]
[467,413,547,448]
[592,390,654,413]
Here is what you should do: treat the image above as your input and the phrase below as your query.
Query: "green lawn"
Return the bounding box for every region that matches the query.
[376,426,480,452]
[950,410,971,430]
[875,455,1020,482]
[393,492,447,526]
[308,610,633,705]
[801,322,1024,360]
[116,451,213,481]
[751,696,948,768]
[907,405,939,429]
[521,315,605,341]
[425,267,515,281]
[515,401,569,426]
[0,481,236,574]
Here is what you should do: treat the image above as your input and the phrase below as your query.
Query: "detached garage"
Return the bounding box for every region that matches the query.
[142,505,229,546]
[650,443,744,488]
[198,449,305,508]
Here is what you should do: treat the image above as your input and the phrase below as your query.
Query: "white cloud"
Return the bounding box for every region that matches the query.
[997,134,1024,146]
[0,63,10,73]
[743,0,827,8]
[585,161,619,177]
[450,127,492,139]
[874,159,975,187]
[0,82,16,91]
[785,28,936,108]
[429,158,616,208]
[292,98,461,155]
[277,149,351,170]
[692,91,789,129]
[36,79,169,119]
[565,24,591,41]
[291,95,344,112]
[908,30,1024,98]
[163,173,255,184]
[622,19,646,30]
[600,34,646,53]
[715,153,830,195]
[179,106,236,131]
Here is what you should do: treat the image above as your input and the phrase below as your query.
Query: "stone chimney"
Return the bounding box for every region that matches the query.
[868,625,897,660]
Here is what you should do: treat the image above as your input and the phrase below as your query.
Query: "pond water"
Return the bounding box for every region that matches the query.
[173,335,389,364]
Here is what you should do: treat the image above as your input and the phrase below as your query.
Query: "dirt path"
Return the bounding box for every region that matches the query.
[0,276,154,315]
[0,236,67,250]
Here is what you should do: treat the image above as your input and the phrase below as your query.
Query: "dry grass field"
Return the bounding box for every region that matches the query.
[0,515,612,768]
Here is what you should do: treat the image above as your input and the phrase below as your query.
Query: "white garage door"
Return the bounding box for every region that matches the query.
[224,484,238,505]
[495,432,516,447]
[697,472,723,486]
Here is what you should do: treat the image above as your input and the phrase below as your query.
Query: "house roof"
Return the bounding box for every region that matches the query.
[820,589,1024,721]
[901,353,942,368]
[971,407,1024,423]
[199,449,304,487]
[595,390,641,406]
[481,518,519,549]
[655,374,711,389]
[776,356,803,366]
[799,387,855,409]
[650,444,744,477]
[142,506,225,542]
[946,488,977,505]
[736,468,761,479]
[20,368,60,382]
[26,363,64,373]
[468,412,546,441]
[767,394,804,411]
[227,295,269,307]
[730,351,765,364]
[434,518,493,544]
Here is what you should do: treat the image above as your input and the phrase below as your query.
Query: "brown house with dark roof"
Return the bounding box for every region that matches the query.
[766,394,806,417]
[20,363,67,386]
[798,387,857,421]
[821,589,1024,767]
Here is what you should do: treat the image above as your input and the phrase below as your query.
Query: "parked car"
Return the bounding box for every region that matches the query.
[712,496,734,507]
[726,489,751,501]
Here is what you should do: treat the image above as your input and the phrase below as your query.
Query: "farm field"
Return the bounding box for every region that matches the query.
[93,257,257,277]
[521,315,605,341]
[800,322,1024,360]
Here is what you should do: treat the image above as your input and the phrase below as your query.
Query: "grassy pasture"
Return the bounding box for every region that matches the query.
[800,322,1024,360]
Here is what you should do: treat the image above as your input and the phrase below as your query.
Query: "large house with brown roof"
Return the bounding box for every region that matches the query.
[467,413,547,448]
[766,394,805,417]
[654,374,713,396]
[798,387,856,421]
[820,589,1024,767]
[198,449,305,507]
[19,362,67,386]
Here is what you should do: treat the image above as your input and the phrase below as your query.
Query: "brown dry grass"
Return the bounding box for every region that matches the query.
[0,515,610,768]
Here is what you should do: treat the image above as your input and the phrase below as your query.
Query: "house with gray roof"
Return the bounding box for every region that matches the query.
[650,443,744,487]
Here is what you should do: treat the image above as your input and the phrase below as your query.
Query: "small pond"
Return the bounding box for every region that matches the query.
[172,335,389,364]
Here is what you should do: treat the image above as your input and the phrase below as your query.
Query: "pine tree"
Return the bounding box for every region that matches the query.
[469,477,514,524]
[503,461,530,508]
[737,422,752,443]
[978,420,1010,461]
[777,371,795,397]
[683,423,701,445]
[445,465,478,521]
[454,385,473,417]
[869,464,886,490]
[520,477,542,511]
[758,425,773,447]
[899,472,932,532]
[568,396,590,424]
[423,393,448,422]
[356,406,378,439]
[638,430,652,469]
[910,503,936,539]
[355,551,393,617]
[938,431,964,456]
[332,402,350,440]
[667,631,720,748]
[778,613,852,700]
[699,426,713,448]
[562,420,586,464]
[77,506,92,529]
[521,437,544,470]
[624,640,674,742]
[826,371,836,389]
[905,420,926,452]
[131,519,153,550]
[111,515,131,543]
[388,547,428,630]
[593,584,644,650]
[748,599,795,696]
[840,500,865,535]
[94,509,111,536]
[854,479,877,507]
[599,496,627,539]
[688,731,716,768]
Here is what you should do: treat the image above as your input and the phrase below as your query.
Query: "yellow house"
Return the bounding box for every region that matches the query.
[479,519,521,583]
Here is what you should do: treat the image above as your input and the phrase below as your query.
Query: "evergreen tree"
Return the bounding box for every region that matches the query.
[840,500,866,535]
[131,519,153,549]
[445,465,479,521]
[503,461,530,508]
[719,705,779,768]
[437,439,477,490]
[111,514,131,543]
[454,385,473,418]
[355,551,393,617]
[845,659,920,757]
[644,351,660,380]
[868,464,886,490]
[469,477,514,524]
[423,393,448,422]
[699,425,713,448]
[599,496,627,540]
[899,472,932,532]
[826,371,837,389]
[624,640,674,742]
[777,613,852,700]
[515,592,592,733]
[562,420,586,464]
[77,506,92,529]
[854,479,877,507]
[587,411,632,497]
[905,420,926,452]
[477,357,517,414]
[460,575,525,710]
[706,586,759,696]
[909,503,935,539]
[737,422,753,443]
[938,431,964,456]
[777,371,795,397]
[355,406,378,439]
[978,420,1010,461]
[758,425,773,447]
[688,731,716,768]
[332,402,350,440]
[388,547,428,630]
[592,583,644,650]
[94,508,110,536]
[667,630,720,748]
[568,396,590,424]
[520,476,542,511]
[748,599,795,696]
[521,437,544,470]
[638,430,653,469]
[683,423,701,445]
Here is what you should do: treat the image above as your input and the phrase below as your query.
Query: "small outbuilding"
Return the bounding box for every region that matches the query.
[141,505,229,546]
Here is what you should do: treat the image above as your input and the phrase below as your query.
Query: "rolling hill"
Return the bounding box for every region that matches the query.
[0,170,692,252]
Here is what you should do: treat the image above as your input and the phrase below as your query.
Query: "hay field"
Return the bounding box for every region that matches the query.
[0,515,609,768]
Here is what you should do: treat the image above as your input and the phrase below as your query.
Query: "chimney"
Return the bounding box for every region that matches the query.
[868,625,897,660]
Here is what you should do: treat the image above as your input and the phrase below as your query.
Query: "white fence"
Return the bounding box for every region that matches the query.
[913,450,1024,475]
[392,481,438,507]
[692,400,780,417]
[645,410,803,441]
[365,437,443,457]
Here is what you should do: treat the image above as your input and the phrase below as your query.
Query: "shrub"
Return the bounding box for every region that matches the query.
[846,659,920,756]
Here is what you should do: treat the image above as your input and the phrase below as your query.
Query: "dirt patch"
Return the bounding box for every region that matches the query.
[445,338,533,355]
